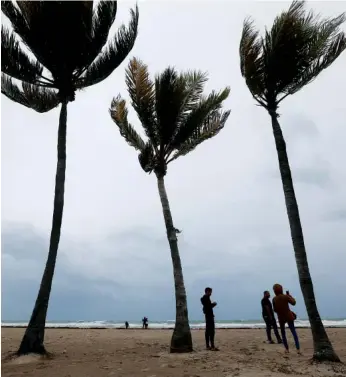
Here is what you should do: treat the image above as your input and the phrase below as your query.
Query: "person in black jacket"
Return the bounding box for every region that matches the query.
[261,290,282,344]
[201,287,218,350]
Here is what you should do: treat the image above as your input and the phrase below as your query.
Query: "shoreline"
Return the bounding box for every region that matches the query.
[2,325,346,330]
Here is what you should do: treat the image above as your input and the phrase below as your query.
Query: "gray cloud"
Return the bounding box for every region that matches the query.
[2,1,346,322]
[322,209,346,223]
[2,224,346,321]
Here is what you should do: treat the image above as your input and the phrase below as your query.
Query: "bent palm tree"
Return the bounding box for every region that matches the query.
[239,0,345,362]
[110,57,230,353]
[1,1,138,355]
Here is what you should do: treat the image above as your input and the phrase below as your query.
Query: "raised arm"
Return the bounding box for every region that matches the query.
[287,294,296,306]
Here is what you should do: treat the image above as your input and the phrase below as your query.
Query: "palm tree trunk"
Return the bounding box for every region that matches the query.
[270,112,340,362]
[17,102,68,355]
[156,174,193,353]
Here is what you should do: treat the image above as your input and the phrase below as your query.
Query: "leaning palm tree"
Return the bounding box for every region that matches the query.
[1,1,138,355]
[110,58,230,353]
[239,0,345,362]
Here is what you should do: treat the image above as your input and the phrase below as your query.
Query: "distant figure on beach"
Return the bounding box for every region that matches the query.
[272,284,300,354]
[125,321,129,329]
[261,290,282,344]
[142,317,148,329]
[201,287,219,351]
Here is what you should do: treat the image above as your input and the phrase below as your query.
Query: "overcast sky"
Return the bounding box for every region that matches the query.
[2,1,346,322]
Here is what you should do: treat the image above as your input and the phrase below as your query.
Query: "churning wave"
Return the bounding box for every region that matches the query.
[2,319,346,329]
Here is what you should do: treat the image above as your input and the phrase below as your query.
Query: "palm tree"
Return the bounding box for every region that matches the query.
[110,57,230,353]
[239,0,345,362]
[1,1,138,355]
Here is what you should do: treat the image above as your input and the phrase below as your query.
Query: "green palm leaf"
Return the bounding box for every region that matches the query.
[125,57,159,149]
[110,94,146,151]
[239,18,265,100]
[282,14,346,99]
[239,0,346,108]
[154,67,187,149]
[1,26,46,85]
[77,1,118,73]
[169,109,231,162]
[77,5,139,88]
[110,57,231,174]
[1,74,59,113]
[179,71,208,113]
[169,87,230,152]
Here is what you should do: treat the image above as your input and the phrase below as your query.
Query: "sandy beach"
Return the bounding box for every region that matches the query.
[2,328,346,377]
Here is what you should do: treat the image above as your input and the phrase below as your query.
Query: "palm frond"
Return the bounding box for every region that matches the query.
[169,87,230,152]
[240,1,346,107]
[1,26,46,85]
[1,1,31,41]
[169,109,231,163]
[166,71,209,151]
[17,1,95,75]
[2,1,92,76]
[239,17,265,101]
[1,74,60,113]
[262,1,318,99]
[75,1,118,76]
[138,141,155,173]
[1,1,42,66]
[155,67,187,148]
[110,94,146,151]
[179,71,208,112]
[125,57,159,149]
[280,14,346,99]
[173,70,209,128]
[77,5,139,88]
[2,1,55,72]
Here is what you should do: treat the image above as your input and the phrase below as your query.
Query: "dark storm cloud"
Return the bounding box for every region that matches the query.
[2,224,346,321]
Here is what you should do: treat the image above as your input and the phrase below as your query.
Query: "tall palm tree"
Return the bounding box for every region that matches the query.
[239,0,345,362]
[1,1,139,355]
[110,57,230,353]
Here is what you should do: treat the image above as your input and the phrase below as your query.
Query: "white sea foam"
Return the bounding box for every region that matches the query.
[2,319,346,329]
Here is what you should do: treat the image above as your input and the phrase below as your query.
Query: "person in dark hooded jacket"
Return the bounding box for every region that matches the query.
[272,283,300,353]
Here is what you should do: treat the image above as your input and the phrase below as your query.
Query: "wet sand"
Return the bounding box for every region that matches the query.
[2,328,346,377]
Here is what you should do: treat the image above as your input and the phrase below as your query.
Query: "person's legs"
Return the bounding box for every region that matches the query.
[272,319,282,343]
[279,322,289,351]
[264,317,273,342]
[288,321,300,350]
[205,318,211,349]
[209,319,215,348]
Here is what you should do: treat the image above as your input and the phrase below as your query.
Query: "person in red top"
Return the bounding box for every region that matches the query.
[272,284,300,354]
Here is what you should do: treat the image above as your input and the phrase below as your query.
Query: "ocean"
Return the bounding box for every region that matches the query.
[2,318,346,329]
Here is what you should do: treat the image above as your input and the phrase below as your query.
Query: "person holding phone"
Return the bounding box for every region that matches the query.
[272,284,300,354]
[201,287,218,351]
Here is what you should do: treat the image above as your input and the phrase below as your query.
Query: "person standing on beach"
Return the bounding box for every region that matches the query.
[142,317,148,329]
[201,287,218,351]
[272,284,301,354]
[261,291,282,344]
